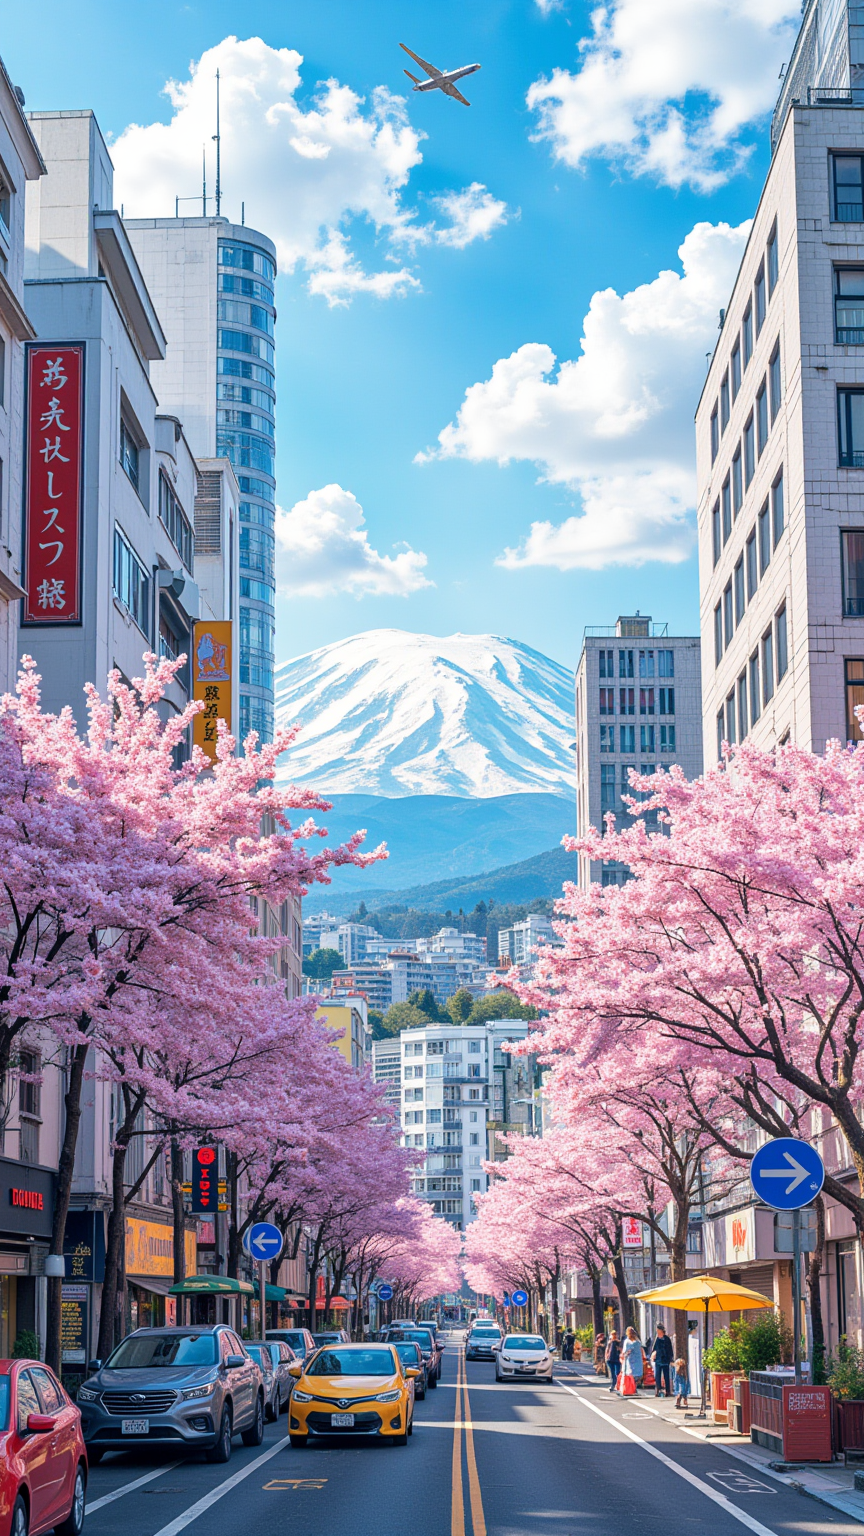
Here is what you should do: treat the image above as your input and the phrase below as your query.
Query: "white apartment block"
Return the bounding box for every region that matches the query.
[416,928,487,964]
[574,616,702,887]
[497,913,558,965]
[697,6,864,757]
[371,1036,402,1114]
[399,1020,530,1231]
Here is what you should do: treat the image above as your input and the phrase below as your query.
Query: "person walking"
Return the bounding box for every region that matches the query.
[673,1356,690,1409]
[604,1331,621,1392]
[562,1329,575,1362]
[620,1326,644,1394]
[594,1332,607,1375]
[651,1323,674,1398]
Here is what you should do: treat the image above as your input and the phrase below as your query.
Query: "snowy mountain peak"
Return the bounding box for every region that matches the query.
[273,629,576,798]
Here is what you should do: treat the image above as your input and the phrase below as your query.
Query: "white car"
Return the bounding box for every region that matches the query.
[495,1334,554,1382]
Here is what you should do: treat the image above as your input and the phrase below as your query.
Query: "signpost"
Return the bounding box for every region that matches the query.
[243,1222,284,1336]
[512,1289,528,1308]
[750,1138,825,1385]
[378,1283,393,1301]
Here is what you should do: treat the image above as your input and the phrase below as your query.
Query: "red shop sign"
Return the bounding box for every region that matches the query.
[23,344,85,624]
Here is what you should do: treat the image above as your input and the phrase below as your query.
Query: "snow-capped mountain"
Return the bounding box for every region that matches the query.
[273,630,575,798]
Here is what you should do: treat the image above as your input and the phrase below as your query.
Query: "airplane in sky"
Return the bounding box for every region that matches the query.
[399,44,481,106]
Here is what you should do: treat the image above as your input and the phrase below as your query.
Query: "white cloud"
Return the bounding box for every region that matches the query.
[418,219,749,569]
[275,484,432,598]
[112,37,507,305]
[432,184,510,249]
[527,0,799,191]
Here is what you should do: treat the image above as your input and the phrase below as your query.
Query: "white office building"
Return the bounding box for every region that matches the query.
[497,914,558,965]
[574,616,703,887]
[371,1037,402,1114]
[416,928,487,964]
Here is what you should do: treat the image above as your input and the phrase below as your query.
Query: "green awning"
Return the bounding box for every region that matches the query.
[265,1284,287,1301]
[169,1274,255,1296]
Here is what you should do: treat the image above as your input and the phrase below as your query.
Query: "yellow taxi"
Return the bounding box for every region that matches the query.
[287,1342,418,1446]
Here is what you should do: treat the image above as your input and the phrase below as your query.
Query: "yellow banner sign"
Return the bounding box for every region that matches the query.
[125,1216,196,1277]
[192,621,232,760]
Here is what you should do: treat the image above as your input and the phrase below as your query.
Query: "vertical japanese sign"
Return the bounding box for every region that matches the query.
[192,620,232,760]
[622,1217,643,1248]
[191,1146,217,1215]
[23,344,84,624]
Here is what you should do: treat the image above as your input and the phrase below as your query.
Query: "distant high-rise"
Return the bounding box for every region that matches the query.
[126,217,276,742]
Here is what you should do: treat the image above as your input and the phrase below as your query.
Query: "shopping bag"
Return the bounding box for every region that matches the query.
[620,1371,636,1396]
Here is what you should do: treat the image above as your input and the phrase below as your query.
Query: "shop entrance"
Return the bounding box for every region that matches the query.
[838,1241,862,1346]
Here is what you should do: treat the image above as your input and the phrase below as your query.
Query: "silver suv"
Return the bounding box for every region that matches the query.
[76,1325,264,1464]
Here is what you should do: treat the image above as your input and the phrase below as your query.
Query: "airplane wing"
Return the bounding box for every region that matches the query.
[400,43,442,78]
[442,81,471,105]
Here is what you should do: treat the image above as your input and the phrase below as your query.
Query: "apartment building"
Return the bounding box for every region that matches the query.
[497,914,558,965]
[574,616,703,887]
[371,1037,402,1114]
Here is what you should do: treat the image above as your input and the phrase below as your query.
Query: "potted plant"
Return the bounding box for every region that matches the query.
[828,1341,864,1452]
[703,1328,743,1424]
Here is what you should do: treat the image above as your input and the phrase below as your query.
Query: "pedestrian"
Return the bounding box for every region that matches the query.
[604,1330,621,1392]
[673,1356,690,1409]
[594,1333,607,1375]
[620,1326,644,1393]
[651,1324,674,1398]
[562,1329,575,1362]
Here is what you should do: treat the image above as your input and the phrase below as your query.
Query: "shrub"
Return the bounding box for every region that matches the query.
[827,1340,864,1400]
[11,1330,40,1360]
[703,1314,787,1375]
[574,1325,595,1348]
[703,1329,741,1372]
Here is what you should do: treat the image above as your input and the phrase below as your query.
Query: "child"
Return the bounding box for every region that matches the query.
[673,1357,690,1409]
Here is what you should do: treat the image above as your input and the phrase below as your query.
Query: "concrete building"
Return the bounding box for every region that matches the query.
[0,59,43,691]
[497,914,558,965]
[416,928,487,964]
[399,1020,532,1231]
[574,615,703,886]
[330,965,393,1014]
[371,1036,402,1114]
[317,998,371,1073]
[126,216,276,745]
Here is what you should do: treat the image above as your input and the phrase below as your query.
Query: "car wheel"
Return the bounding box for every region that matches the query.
[54,1463,86,1536]
[265,1395,277,1423]
[408,1413,414,1437]
[289,1434,308,1449]
[10,1496,27,1536]
[206,1405,233,1464]
[241,1394,265,1447]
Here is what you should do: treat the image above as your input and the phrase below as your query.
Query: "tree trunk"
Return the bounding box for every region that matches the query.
[46,1041,89,1374]
[171,1140,187,1287]
[97,1138,129,1360]
[808,1195,827,1384]
[591,1267,605,1341]
[669,1230,688,1360]
[611,1253,633,1331]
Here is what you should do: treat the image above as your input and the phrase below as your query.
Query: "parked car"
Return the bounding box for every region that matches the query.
[76,1325,265,1465]
[381,1326,442,1386]
[266,1327,316,1363]
[310,1329,350,1348]
[391,1340,428,1399]
[0,1359,87,1536]
[495,1334,554,1383]
[465,1323,503,1361]
[246,1340,296,1420]
[287,1343,418,1446]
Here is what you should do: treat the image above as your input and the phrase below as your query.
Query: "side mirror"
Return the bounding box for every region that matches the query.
[88,1360,102,1373]
[225,1354,245,1369]
[26,1414,57,1435]
[405,1367,420,1378]
[288,1364,302,1378]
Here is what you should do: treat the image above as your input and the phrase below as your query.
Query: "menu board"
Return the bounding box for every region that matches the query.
[61,1284,89,1365]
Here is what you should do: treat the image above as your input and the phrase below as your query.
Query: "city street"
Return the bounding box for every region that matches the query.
[80,1333,859,1536]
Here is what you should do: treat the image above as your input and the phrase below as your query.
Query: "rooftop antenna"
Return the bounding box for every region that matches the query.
[202,144,207,217]
[213,69,222,216]
[241,201,245,226]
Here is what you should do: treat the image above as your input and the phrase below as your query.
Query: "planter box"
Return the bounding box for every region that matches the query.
[835,1399,864,1453]
[733,1377,751,1436]
[711,1372,740,1426]
[750,1371,832,1462]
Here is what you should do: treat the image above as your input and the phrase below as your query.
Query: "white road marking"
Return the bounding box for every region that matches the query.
[149,1437,289,1536]
[86,1461,183,1513]
[555,1381,781,1536]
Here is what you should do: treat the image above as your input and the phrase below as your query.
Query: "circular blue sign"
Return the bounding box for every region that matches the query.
[511,1289,529,1307]
[243,1221,284,1261]
[750,1137,825,1211]
[378,1283,394,1301]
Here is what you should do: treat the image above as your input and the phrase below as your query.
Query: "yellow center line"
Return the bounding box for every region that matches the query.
[451,1349,465,1536]
[461,1352,487,1536]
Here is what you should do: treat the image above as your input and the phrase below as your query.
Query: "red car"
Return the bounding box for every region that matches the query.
[0,1361,86,1536]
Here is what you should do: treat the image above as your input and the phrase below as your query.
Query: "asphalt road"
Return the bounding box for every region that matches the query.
[81,1333,861,1536]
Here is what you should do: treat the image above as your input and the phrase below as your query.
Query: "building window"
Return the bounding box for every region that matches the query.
[18,1050,41,1166]
[712,501,721,566]
[599,724,614,752]
[723,581,733,648]
[732,449,743,516]
[714,602,723,665]
[113,526,150,636]
[769,345,782,420]
[598,648,614,677]
[776,603,788,681]
[720,372,730,433]
[746,529,758,600]
[710,407,719,463]
[845,659,864,741]
[619,648,634,678]
[158,474,194,570]
[599,687,615,715]
[767,223,778,296]
[755,263,766,335]
[658,649,674,678]
[731,340,741,401]
[639,687,655,716]
[640,724,655,754]
[722,477,732,543]
[743,417,755,487]
[659,686,674,714]
[659,724,676,753]
[600,763,617,821]
[638,650,655,678]
[734,556,745,626]
[842,530,864,617]
[832,154,864,222]
[762,630,774,705]
[0,334,5,407]
[742,304,753,369]
[835,268,864,343]
[756,381,768,455]
[726,691,736,746]
[619,686,635,715]
[758,501,771,575]
[0,171,10,239]
[772,471,785,545]
[716,709,725,760]
[749,652,761,725]
[120,416,140,493]
[737,671,748,741]
[619,724,635,753]
[839,388,864,466]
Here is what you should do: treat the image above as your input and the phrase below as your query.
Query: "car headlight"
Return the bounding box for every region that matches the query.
[375,1389,402,1403]
[292,1389,313,1402]
[76,1386,100,1403]
[181,1384,214,1401]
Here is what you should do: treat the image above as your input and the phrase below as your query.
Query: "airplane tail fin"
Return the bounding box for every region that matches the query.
[404,70,421,84]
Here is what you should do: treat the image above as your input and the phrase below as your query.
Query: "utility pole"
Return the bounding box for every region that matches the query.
[213,70,222,216]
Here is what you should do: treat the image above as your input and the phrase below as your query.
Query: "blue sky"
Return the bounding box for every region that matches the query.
[2,0,799,670]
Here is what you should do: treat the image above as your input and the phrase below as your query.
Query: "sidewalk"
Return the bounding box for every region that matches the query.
[556,1363,864,1525]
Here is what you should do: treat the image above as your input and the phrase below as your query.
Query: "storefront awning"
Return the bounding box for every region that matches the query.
[127,1275,175,1297]
[265,1284,287,1301]
[169,1274,254,1296]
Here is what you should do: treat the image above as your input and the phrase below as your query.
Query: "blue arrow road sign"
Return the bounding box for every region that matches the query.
[503,1293,511,1306]
[378,1283,393,1301]
[511,1289,528,1307]
[750,1137,825,1211]
[243,1221,284,1261]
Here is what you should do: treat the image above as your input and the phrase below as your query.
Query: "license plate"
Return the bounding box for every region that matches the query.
[121,1418,149,1435]
[331,1413,354,1427]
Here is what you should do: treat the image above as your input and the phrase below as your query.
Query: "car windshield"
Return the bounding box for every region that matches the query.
[245,1346,271,1370]
[312,1333,342,1346]
[307,1348,395,1377]
[106,1333,218,1369]
[394,1344,421,1366]
[504,1337,546,1350]
[281,1334,305,1348]
[389,1331,431,1349]
[472,1328,501,1337]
